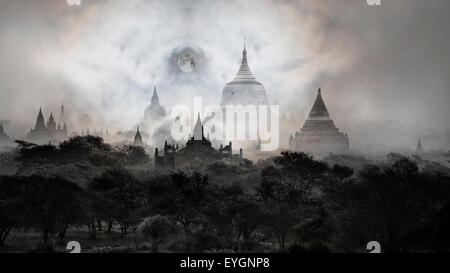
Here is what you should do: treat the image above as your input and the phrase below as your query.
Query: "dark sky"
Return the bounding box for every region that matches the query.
[0,0,449,150]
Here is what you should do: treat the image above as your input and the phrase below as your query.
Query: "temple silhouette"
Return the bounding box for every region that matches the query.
[155,114,243,169]
[289,88,349,155]
[26,106,68,145]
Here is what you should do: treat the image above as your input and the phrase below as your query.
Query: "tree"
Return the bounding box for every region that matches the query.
[152,171,210,251]
[328,157,431,252]
[90,169,144,235]
[273,152,328,180]
[15,140,59,164]
[139,215,175,252]
[0,176,25,247]
[257,152,327,252]
[331,164,354,181]
[204,184,262,251]
[17,175,86,252]
[119,145,150,165]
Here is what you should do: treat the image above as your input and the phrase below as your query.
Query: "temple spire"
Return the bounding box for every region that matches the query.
[234,39,256,81]
[416,138,423,153]
[35,107,46,129]
[151,85,159,105]
[309,88,330,118]
[193,113,204,140]
[134,126,143,146]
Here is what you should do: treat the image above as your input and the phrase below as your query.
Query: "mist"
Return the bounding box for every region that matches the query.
[0,0,449,152]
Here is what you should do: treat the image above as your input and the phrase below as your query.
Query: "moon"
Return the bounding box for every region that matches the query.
[177,51,198,72]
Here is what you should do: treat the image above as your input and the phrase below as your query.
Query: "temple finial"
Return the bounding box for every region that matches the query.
[234,38,255,81]
[151,85,159,104]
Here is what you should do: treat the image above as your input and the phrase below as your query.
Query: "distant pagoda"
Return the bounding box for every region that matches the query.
[155,113,243,169]
[0,122,11,144]
[133,126,144,146]
[416,138,423,153]
[140,85,166,137]
[26,107,68,144]
[289,88,349,155]
[144,86,166,122]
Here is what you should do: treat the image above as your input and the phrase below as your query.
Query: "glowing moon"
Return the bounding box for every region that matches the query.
[177,51,198,72]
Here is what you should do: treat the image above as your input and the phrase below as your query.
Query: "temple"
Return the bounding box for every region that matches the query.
[26,107,68,144]
[133,126,144,146]
[139,85,167,146]
[0,122,11,144]
[416,138,423,153]
[143,86,166,123]
[155,113,243,169]
[289,88,349,155]
[220,41,268,107]
[219,40,269,151]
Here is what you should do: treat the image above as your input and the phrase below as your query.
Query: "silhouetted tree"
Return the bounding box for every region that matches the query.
[90,169,144,235]
[119,145,150,165]
[17,175,86,252]
[257,152,327,252]
[273,152,328,180]
[164,171,210,251]
[328,157,431,252]
[139,215,175,252]
[332,164,354,181]
[0,176,25,247]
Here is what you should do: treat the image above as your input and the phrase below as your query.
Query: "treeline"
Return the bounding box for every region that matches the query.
[1,136,450,252]
[15,135,149,166]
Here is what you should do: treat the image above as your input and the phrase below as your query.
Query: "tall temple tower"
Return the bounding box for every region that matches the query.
[193,113,204,140]
[59,104,68,126]
[144,86,166,122]
[289,88,349,155]
[35,108,46,130]
[133,126,144,146]
[47,113,56,132]
[0,122,11,143]
[220,41,268,106]
[219,41,269,152]
[141,85,167,141]
[416,138,423,153]
[27,107,69,144]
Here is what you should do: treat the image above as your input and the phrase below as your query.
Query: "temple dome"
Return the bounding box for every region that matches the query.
[220,43,268,106]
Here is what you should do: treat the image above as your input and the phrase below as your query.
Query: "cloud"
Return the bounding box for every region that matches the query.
[0,0,449,150]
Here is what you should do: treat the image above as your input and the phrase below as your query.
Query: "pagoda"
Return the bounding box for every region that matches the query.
[289,88,349,155]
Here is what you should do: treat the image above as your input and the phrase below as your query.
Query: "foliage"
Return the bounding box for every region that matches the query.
[139,215,175,252]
